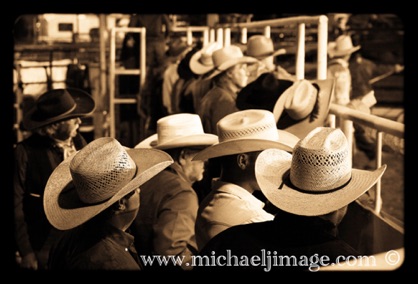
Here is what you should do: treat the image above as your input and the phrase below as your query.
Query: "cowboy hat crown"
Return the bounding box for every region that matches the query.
[245,35,286,59]
[44,137,173,230]
[255,127,387,216]
[135,113,218,150]
[23,88,95,130]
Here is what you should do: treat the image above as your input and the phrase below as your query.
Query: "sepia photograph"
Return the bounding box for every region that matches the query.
[6,5,410,274]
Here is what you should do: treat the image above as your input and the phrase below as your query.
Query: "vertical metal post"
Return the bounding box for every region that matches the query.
[224,28,231,46]
[317,15,328,80]
[296,23,305,80]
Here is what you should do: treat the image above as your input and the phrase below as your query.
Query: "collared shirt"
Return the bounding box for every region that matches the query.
[195,179,274,251]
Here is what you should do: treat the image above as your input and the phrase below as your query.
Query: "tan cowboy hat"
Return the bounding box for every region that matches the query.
[193,109,299,161]
[245,35,286,60]
[23,88,95,130]
[206,45,258,79]
[328,35,360,58]
[135,113,218,150]
[255,127,387,216]
[273,78,335,139]
[43,137,173,230]
[189,42,223,75]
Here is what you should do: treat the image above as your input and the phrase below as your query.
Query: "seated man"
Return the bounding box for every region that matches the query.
[195,127,386,272]
[193,109,299,251]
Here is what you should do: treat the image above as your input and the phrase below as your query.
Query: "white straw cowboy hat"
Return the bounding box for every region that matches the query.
[23,88,95,130]
[189,42,223,75]
[206,45,258,79]
[328,35,360,58]
[135,113,218,150]
[255,127,387,216]
[193,109,299,161]
[273,78,335,139]
[43,137,173,230]
[245,35,286,60]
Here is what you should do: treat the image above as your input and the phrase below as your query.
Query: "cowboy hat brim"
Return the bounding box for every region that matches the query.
[255,148,387,216]
[43,148,173,230]
[135,133,218,150]
[23,88,95,130]
[189,49,215,75]
[328,43,361,58]
[207,56,258,79]
[273,78,334,139]
[192,129,297,161]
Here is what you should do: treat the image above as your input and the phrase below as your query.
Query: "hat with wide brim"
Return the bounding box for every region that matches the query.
[206,45,258,79]
[43,143,173,230]
[24,88,95,130]
[189,42,223,75]
[193,129,298,161]
[328,35,361,58]
[135,113,218,150]
[255,147,387,216]
[193,110,298,161]
[135,132,218,150]
[273,78,334,139]
[245,35,286,60]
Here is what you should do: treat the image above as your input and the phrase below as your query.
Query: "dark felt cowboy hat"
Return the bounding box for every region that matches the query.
[237,72,334,139]
[23,88,95,130]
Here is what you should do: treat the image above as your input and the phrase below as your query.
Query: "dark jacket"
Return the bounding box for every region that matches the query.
[48,217,141,270]
[14,133,87,257]
[195,210,360,272]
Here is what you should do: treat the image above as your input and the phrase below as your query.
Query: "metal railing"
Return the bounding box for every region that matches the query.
[217,15,404,219]
[328,105,404,215]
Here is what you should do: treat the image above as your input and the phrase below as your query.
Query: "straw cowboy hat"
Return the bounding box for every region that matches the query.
[328,35,360,58]
[245,35,286,60]
[43,137,173,230]
[206,45,258,79]
[273,78,334,139]
[135,113,218,150]
[193,109,299,161]
[255,127,387,216]
[189,42,223,75]
[23,88,95,131]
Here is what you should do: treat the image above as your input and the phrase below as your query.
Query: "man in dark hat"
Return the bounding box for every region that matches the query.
[13,88,95,270]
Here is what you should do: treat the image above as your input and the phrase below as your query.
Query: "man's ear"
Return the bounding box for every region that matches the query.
[236,153,249,170]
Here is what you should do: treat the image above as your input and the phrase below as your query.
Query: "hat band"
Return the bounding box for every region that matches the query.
[278,171,352,194]
[253,51,274,59]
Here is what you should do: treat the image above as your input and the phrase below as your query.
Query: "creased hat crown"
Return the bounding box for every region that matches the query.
[290,127,351,192]
[70,137,137,204]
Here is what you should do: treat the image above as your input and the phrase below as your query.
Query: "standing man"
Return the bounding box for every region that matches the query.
[14,88,95,270]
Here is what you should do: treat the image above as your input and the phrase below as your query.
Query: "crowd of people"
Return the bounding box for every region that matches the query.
[12,15,403,271]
